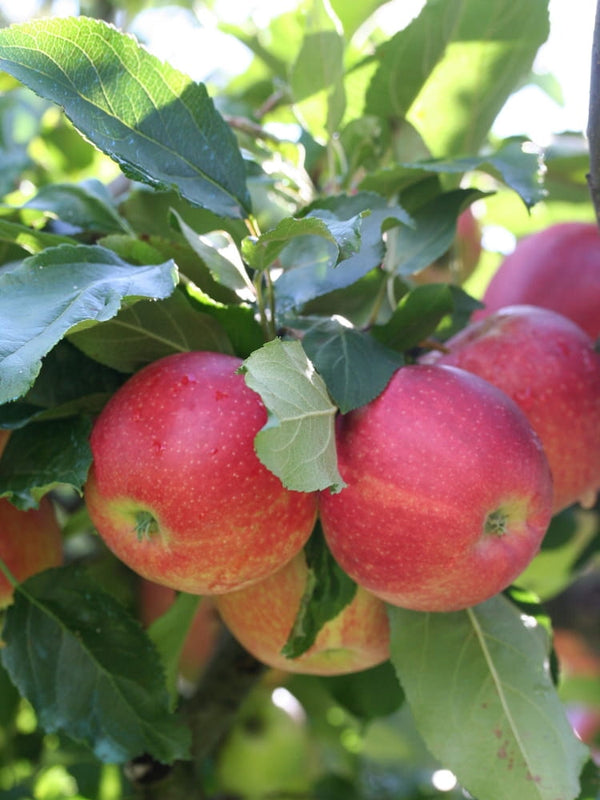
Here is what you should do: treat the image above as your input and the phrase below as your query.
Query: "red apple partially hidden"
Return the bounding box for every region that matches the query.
[139,579,221,683]
[478,222,600,339]
[217,551,390,675]
[319,364,553,612]
[85,351,318,594]
[0,496,63,609]
[422,305,600,512]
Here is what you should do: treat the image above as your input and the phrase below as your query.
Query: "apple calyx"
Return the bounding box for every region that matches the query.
[134,510,160,541]
[484,508,509,537]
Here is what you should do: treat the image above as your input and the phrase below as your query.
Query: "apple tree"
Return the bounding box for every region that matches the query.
[0,1,598,799]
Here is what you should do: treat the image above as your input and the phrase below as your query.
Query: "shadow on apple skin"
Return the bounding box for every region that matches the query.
[0,496,63,610]
[216,551,390,677]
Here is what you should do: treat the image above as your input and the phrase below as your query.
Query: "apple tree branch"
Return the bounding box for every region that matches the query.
[587,0,600,226]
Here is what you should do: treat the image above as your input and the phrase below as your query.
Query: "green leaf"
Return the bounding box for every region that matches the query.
[361,138,546,210]
[243,214,363,273]
[386,188,484,277]
[0,17,251,218]
[302,318,403,413]
[321,660,404,721]
[388,595,589,800]
[184,287,265,359]
[172,212,254,295]
[68,288,233,373]
[1,565,191,764]
[577,759,600,800]
[0,147,30,197]
[433,284,484,340]
[407,0,550,157]
[365,0,462,119]
[242,338,343,492]
[0,417,92,510]
[329,0,389,38]
[282,525,357,659]
[0,340,124,429]
[518,509,599,601]
[147,592,201,709]
[0,243,178,403]
[373,284,455,352]
[24,180,132,234]
[274,193,411,311]
[18,339,123,412]
[121,186,248,245]
[404,138,546,209]
[0,216,75,253]
[290,29,346,140]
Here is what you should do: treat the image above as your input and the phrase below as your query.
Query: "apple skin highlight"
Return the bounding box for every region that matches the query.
[319,364,553,612]
[85,351,318,595]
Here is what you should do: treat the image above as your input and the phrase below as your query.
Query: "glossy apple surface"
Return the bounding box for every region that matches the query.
[0,496,63,608]
[217,550,390,675]
[422,305,600,512]
[478,222,600,339]
[319,364,553,612]
[139,579,221,683]
[85,351,318,594]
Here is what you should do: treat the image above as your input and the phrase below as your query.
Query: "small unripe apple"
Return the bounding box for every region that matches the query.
[214,687,315,800]
[478,222,600,339]
[0,496,63,609]
[85,351,318,594]
[139,579,221,683]
[217,550,390,676]
[319,364,553,612]
[422,305,600,512]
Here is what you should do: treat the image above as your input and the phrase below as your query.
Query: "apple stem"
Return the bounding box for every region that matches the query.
[134,510,159,541]
[484,509,508,537]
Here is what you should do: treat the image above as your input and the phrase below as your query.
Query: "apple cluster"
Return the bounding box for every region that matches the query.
[79,222,600,677]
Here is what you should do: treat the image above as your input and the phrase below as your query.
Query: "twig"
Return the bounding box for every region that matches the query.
[587,0,600,226]
[185,626,267,770]
[224,114,282,144]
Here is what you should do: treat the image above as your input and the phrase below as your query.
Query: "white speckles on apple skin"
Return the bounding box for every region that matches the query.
[423,305,600,513]
[85,351,318,595]
[319,363,553,612]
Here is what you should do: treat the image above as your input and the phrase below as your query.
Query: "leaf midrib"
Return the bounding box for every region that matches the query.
[0,23,243,209]
[467,605,543,797]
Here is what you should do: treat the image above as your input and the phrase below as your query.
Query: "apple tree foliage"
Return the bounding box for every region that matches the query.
[0,1,598,798]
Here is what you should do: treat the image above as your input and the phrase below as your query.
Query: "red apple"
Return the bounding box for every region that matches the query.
[478,222,600,339]
[84,351,318,594]
[217,551,390,675]
[0,496,63,609]
[139,579,221,683]
[319,364,553,612]
[413,207,482,285]
[422,305,600,512]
